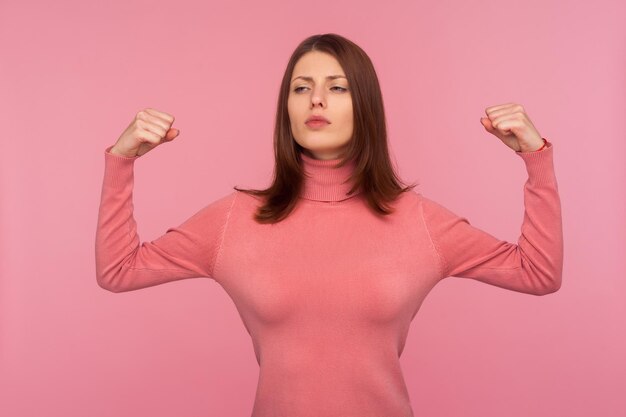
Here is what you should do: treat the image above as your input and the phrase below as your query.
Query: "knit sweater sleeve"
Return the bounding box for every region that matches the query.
[419,141,563,295]
[95,145,236,293]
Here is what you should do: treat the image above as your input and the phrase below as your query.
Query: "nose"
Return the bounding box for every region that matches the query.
[310,85,326,108]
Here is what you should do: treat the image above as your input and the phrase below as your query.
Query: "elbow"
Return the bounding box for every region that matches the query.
[97,277,117,293]
[525,254,563,296]
[96,273,124,293]
[549,277,563,294]
[95,260,130,293]
[542,261,564,295]
[538,275,562,295]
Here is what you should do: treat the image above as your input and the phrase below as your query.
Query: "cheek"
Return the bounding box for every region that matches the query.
[342,103,354,127]
[287,103,301,137]
[286,107,296,128]
[287,99,301,122]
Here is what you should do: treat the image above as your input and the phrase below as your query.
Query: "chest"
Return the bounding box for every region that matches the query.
[215,199,440,327]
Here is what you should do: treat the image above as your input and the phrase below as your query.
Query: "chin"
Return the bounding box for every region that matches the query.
[294,132,350,151]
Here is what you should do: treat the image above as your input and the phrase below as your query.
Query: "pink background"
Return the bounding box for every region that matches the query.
[1,0,624,416]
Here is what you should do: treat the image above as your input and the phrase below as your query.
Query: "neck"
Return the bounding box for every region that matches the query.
[299,152,362,202]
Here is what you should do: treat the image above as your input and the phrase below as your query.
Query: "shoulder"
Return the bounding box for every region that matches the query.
[231,189,265,208]
[211,189,239,208]
[397,188,426,209]
[191,190,239,221]
[403,189,461,221]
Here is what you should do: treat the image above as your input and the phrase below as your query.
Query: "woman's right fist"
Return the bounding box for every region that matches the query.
[110,108,180,157]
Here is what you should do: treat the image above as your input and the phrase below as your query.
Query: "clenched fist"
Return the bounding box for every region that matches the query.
[480,103,545,153]
[110,108,180,158]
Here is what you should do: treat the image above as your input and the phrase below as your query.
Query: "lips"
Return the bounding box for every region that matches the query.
[306,115,330,124]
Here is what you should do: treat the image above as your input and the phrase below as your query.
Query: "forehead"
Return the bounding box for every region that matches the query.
[292,51,345,78]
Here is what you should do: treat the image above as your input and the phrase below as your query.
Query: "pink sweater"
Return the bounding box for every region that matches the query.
[95,141,563,417]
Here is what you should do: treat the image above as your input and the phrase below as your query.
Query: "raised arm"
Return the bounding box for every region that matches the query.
[419,140,563,295]
[95,145,236,292]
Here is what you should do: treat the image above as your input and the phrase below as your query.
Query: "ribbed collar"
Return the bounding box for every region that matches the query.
[300,152,362,202]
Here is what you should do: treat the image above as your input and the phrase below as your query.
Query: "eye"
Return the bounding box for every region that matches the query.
[293,86,348,93]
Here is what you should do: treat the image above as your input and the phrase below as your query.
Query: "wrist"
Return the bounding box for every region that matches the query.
[520,138,548,153]
[533,138,548,152]
[108,146,136,158]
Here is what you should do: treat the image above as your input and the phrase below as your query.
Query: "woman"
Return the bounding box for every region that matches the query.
[96,33,563,417]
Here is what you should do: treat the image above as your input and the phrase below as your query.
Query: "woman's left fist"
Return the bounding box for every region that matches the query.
[480,103,544,152]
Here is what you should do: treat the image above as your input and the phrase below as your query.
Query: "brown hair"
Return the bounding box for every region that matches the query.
[234,33,418,224]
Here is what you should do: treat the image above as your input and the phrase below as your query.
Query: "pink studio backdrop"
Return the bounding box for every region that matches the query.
[1,0,624,416]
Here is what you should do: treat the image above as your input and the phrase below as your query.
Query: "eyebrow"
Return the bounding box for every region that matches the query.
[291,75,347,84]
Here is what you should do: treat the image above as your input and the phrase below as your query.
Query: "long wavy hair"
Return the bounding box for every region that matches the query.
[234,33,418,224]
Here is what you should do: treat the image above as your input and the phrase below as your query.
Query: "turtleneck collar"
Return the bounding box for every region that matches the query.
[299,152,362,202]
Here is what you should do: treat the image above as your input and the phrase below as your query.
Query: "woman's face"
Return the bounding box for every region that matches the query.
[287,51,353,160]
